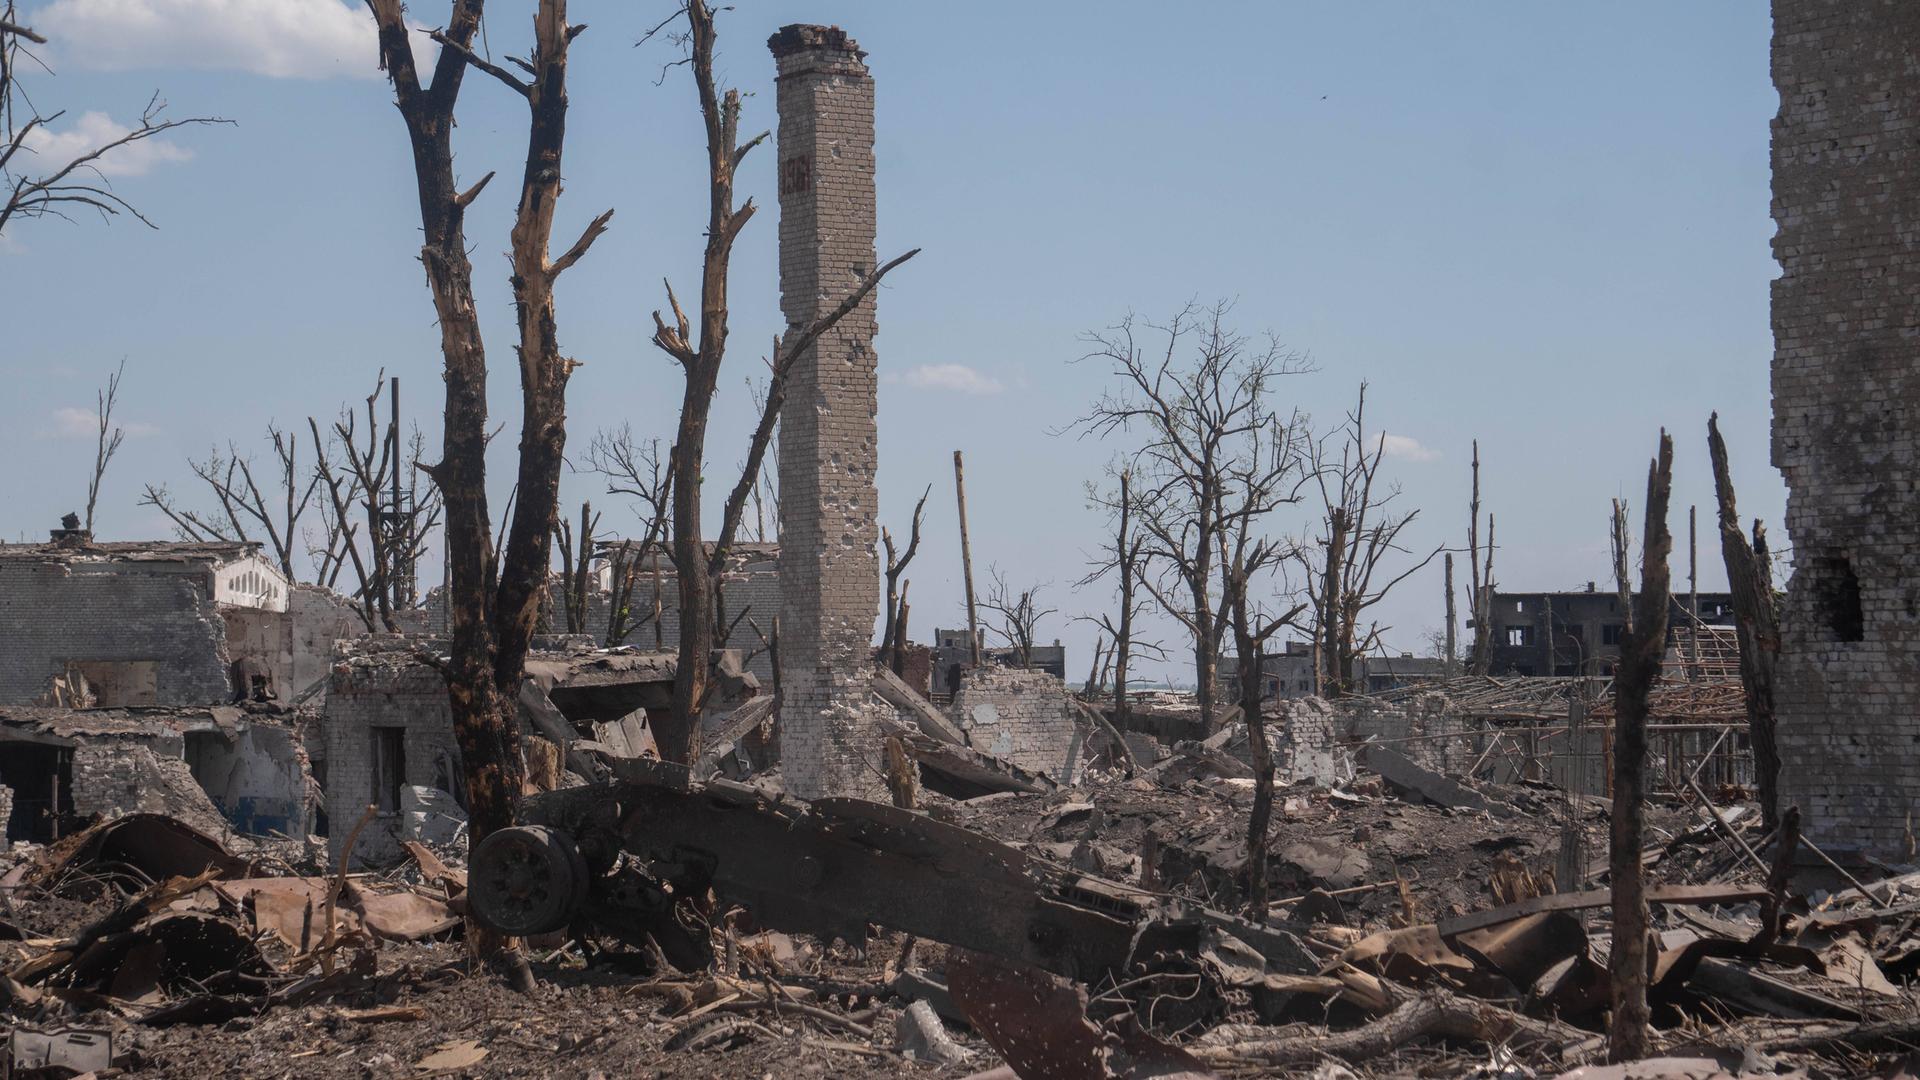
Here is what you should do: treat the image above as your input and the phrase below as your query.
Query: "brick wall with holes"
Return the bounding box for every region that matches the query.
[1771,1,1920,856]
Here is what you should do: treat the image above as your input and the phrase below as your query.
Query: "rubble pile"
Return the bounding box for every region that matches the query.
[7,700,1920,1079]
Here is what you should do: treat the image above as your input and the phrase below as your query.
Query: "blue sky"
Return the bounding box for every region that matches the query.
[3,1,1779,682]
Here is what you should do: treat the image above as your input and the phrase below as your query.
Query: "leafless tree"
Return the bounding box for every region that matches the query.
[641,1,917,763]
[141,424,325,582]
[370,0,611,985]
[1708,413,1781,828]
[1291,384,1443,698]
[1073,301,1311,724]
[981,566,1058,670]
[1079,466,1166,727]
[1607,431,1674,1063]
[881,484,930,673]
[1467,441,1496,675]
[1,4,224,236]
[82,359,125,534]
[554,500,600,636]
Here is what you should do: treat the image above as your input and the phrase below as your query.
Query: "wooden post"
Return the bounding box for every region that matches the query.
[1444,552,1458,678]
[953,450,981,666]
[1689,504,1699,683]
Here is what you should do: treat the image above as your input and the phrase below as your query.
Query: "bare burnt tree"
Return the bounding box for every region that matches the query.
[579,429,670,647]
[981,567,1058,670]
[369,0,611,983]
[1467,441,1496,675]
[1708,413,1782,828]
[1607,431,1674,1063]
[1078,466,1165,727]
[0,5,224,236]
[881,484,931,671]
[642,2,918,762]
[555,500,600,636]
[141,424,325,582]
[1291,384,1443,698]
[1074,302,1309,723]
[269,381,445,630]
[83,359,125,534]
[1227,548,1306,920]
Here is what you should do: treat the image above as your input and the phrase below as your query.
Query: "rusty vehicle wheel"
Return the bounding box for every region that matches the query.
[468,825,588,937]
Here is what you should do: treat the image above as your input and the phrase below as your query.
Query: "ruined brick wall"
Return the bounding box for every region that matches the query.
[952,668,1084,783]
[289,585,368,700]
[323,653,461,866]
[770,24,887,799]
[1770,1,1920,857]
[69,732,228,837]
[1341,694,1477,774]
[0,560,232,706]
[1272,697,1339,785]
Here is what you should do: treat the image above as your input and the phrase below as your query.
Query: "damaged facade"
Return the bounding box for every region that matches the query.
[1770,0,1920,860]
[0,532,290,706]
[0,703,314,843]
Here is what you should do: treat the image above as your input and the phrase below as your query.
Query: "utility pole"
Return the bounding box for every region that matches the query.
[1443,552,1458,678]
[1689,505,1699,683]
[953,450,981,665]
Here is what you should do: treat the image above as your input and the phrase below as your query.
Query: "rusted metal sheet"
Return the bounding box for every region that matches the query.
[947,949,1213,1080]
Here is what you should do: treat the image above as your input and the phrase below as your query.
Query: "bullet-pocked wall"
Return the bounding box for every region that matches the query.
[770,24,887,799]
[1771,0,1920,857]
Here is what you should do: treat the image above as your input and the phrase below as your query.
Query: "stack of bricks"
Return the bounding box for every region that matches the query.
[769,24,887,800]
[1771,0,1920,857]
[951,668,1083,783]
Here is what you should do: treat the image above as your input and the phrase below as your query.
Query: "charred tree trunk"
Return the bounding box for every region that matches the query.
[1444,552,1458,677]
[1319,508,1350,697]
[1607,431,1673,1063]
[373,0,609,986]
[1113,470,1136,729]
[1467,441,1495,676]
[1708,413,1782,828]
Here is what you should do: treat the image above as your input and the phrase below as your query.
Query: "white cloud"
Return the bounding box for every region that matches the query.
[890,363,1005,396]
[47,405,159,438]
[21,111,192,176]
[1377,432,1439,463]
[50,406,97,436]
[31,0,388,80]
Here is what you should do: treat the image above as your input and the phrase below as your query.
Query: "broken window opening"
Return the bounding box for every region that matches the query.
[1601,623,1624,646]
[0,740,74,843]
[1504,625,1534,647]
[1812,556,1866,643]
[373,727,407,815]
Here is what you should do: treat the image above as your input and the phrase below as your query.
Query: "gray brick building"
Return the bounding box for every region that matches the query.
[0,532,294,707]
[1770,0,1920,857]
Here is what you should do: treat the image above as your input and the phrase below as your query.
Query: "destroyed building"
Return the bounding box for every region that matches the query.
[929,626,1067,699]
[1221,642,1447,699]
[1771,0,1920,859]
[1481,587,1735,677]
[0,528,292,706]
[321,637,689,866]
[0,525,373,708]
[0,703,313,843]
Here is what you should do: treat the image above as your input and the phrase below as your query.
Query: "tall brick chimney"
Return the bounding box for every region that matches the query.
[769,24,886,799]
